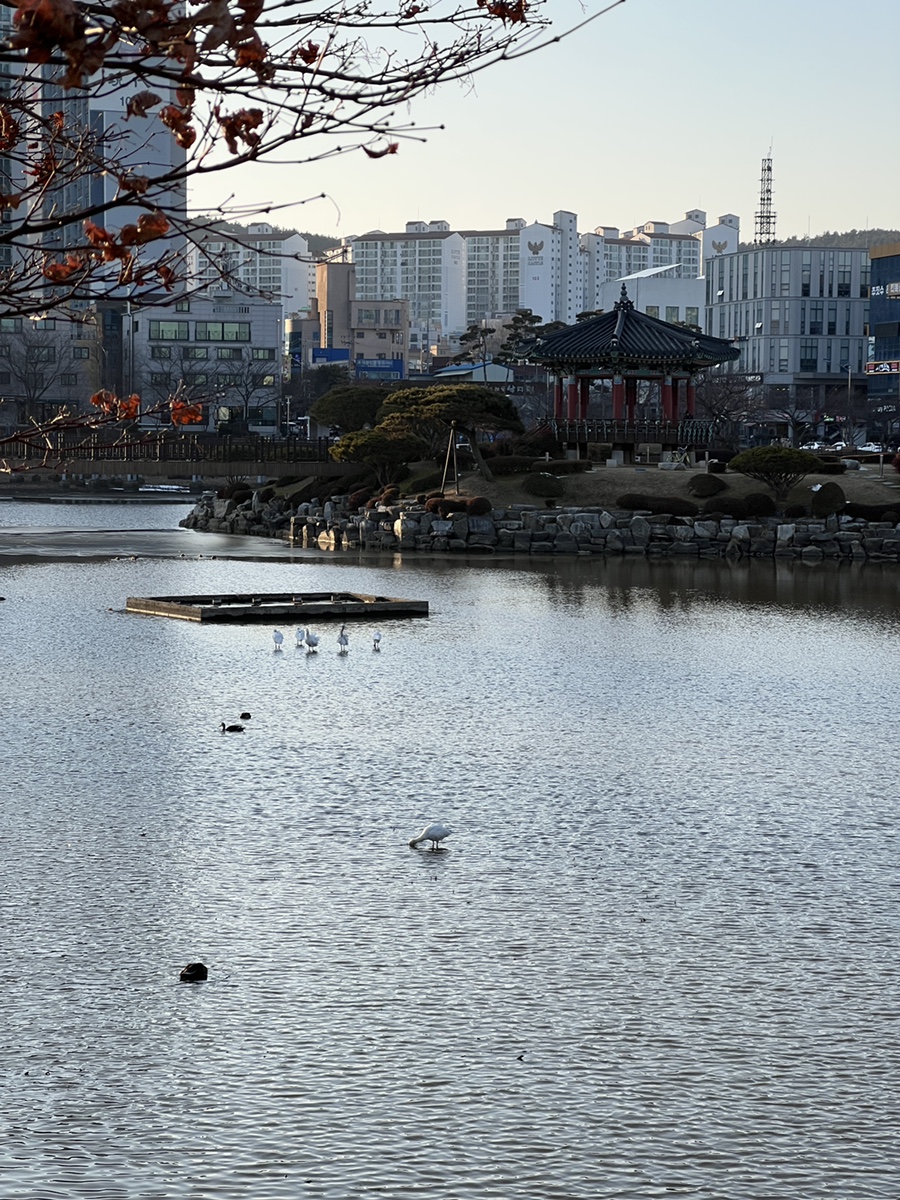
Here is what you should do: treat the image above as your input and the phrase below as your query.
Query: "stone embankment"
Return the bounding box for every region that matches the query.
[180,491,900,563]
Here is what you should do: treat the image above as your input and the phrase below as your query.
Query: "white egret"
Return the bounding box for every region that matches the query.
[373,630,382,652]
[272,629,284,651]
[303,627,319,654]
[337,625,349,655]
[408,822,453,850]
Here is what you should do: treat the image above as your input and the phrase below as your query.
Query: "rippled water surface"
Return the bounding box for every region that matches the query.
[2,502,899,1198]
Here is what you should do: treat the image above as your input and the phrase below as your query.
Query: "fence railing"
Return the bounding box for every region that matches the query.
[3,433,334,465]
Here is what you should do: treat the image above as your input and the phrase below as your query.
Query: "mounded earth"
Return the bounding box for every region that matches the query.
[422,458,900,512]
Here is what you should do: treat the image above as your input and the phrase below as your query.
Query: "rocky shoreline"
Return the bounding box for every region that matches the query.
[180,488,900,563]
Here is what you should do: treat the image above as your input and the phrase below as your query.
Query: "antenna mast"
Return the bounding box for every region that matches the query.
[754,151,777,245]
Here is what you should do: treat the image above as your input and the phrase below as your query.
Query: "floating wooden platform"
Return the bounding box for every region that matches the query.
[125,591,429,623]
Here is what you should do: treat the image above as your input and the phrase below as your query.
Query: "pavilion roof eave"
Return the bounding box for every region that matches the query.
[525,283,742,373]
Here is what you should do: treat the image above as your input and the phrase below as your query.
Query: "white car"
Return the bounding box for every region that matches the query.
[858,443,884,453]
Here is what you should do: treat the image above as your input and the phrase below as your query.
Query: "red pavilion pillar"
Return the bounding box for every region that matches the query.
[686,378,696,417]
[671,378,681,423]
[566,374,578,421]
[612,374,625,420]
[553,377,564,421]
[661,375,674,423]
[625,377,638,424]
[578,376,591,420]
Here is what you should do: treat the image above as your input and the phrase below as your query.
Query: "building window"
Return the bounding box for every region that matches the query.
[218,373,241,386]
[28,346,55,362]
[149,320,189,341]
[217,347,243,360]
[665,306,680,324]
[183,346,209,359]
[0,371,9,384]
[251,348,276,359]
[377,331,387,339]
[185,373,208,386]
[150,372,170,386]
[685,307,699,327]
[72,346,90,359]
[150,346,171,360]
[827,304,837,336]
[194,321,251,342]
[778,339,789,372]
[645,305,659,319]
[59,373,77,386]
[0,318,21,332]
[809,303,823,336]
[799,339,818,372]
[175,300,191,312]
[355,331,365,339]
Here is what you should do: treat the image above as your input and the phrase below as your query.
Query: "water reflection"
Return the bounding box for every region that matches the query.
[1,504,899,1199]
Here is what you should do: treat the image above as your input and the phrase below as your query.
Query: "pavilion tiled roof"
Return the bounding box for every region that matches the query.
[527,285,741,371]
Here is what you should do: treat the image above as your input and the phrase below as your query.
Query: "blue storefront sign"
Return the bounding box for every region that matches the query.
[354,357,405,380]
[312,348,351,365]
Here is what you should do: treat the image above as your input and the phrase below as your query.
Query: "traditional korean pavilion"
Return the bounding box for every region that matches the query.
[527,285,741,430]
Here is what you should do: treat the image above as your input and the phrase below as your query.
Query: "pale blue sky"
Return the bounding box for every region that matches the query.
[194,0,900,241]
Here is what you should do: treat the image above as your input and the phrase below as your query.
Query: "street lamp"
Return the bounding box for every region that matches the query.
[839,360,853,447]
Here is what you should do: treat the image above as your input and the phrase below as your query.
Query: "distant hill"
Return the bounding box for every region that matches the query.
[740,229,900,251]
[300,232,343,257]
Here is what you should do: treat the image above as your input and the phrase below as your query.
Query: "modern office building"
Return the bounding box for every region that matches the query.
[866,244,900,438]
[127,292,284,433]
[704,244,870,408]
[312,261,409,381]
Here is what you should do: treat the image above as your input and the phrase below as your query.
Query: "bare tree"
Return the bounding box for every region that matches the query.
[694,370,758,446]
[0,0,625,465]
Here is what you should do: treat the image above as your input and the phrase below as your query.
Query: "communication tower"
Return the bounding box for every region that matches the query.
[753,152,777,245]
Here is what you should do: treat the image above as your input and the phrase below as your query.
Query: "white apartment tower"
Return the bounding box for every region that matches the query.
[351,222,466,339]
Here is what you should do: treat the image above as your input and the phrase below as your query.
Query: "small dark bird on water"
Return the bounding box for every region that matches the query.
[239,712,252,721]
[180,962,208,982]
[221,722,244,733]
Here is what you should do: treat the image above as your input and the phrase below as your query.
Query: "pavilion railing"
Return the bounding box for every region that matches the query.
[550,419,717,446]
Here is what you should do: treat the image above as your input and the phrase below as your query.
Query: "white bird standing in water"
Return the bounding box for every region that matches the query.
[303,627,319,654]
[408,822,453,850]
[272,629,284,651]
[372,630,382,652]
[337,625,349,655]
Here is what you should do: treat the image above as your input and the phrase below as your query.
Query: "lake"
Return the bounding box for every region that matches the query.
[1,500,898,1199]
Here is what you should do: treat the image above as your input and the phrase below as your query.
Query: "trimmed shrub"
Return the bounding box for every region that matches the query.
[521,472,565,498]
[616,493,651,510]
[744,492,777,517]
[784,503,808,518]
[706,448,738,464]
[810,481,846,518]
[424,496,444,513]
[688,473,727,498]
[429,497,469,517]
[706,460,728,474]
[844,501,900,522]
[466,496,493,516]
[531,458,591,474]
[703,493,773,519]
[587,443,613,463]
[347,488,373,510]
[616,493,698,517]
[815,460,846,475]
[489,454,535,476]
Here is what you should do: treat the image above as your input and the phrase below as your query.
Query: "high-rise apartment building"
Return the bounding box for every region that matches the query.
[350,209,738,339]
[704,244,870,406]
